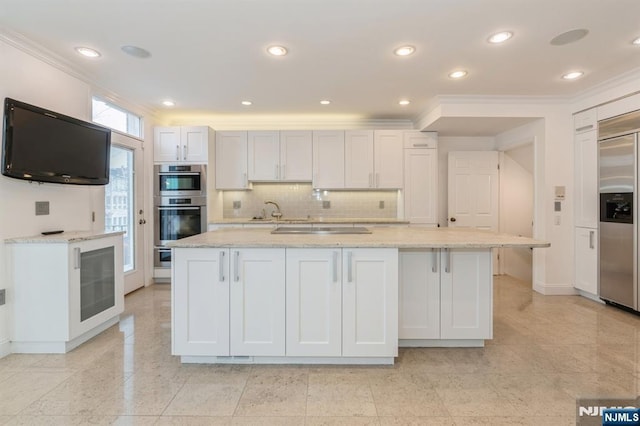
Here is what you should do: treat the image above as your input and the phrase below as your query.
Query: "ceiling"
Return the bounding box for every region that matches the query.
[1,0,640,134]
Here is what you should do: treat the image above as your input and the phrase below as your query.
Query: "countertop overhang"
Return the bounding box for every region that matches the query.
[168,227,549,249]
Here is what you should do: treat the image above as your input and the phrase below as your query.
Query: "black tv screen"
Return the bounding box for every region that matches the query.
[2,98,111,185]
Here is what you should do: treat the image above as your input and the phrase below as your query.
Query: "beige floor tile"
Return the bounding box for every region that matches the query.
[184,364,252,386]
[162,383,244,417]
[232,417,305,425]
[308,367,376,385]
[306,384,376,417]
[234,383,307,417]
[435,387,520,417]
[0,417,13,426]
[246,365,309,386]
[111,416,160,425]
[156,417,232,425]
[379,418,455,426]
[307,417,380,425]
[4,415,117,425]
[0,370,75,415]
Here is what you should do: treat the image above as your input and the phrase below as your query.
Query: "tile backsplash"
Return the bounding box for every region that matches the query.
[222,183,398,219]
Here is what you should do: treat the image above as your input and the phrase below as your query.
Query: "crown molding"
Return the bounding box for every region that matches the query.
[0,26,159,121]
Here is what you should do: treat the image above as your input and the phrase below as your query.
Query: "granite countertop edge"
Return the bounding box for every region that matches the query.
[5,230,125,244]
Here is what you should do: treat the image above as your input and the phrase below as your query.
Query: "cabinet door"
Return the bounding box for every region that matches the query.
[172,248,230,356]
[574,108,597,134]
[575,227,598,294]
[398,250,440,339]
[345,130,374,188]
[404,149,438,224]
[280,131,312,181]
[286,249,342,356]
[154,127,181,162]
[374,130,404,188]
[313,131,345,189]
[574,130,598,228]
[343,248,398,357]
[230,249,286,356]
[440,249,492,340]
[248,131,280,180]
[181,126,209,163]
[215,131,248,189]
[403,131,437,149]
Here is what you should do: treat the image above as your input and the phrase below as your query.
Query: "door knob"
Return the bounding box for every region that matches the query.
[139,219,147,225]
[450,217,456,222]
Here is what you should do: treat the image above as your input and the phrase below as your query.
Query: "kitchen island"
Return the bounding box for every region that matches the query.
[168,227,548,365]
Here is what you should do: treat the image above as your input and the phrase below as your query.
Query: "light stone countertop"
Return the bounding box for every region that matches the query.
[210,218,410,225]
[168,227,550,249]
[5,230,125,244]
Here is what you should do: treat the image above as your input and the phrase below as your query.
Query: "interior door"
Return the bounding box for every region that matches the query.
[106,132,146,294]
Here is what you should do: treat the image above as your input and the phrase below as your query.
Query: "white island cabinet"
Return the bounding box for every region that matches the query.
[7,232,124,353]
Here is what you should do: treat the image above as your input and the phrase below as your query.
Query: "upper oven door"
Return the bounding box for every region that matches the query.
[154,164,206,196]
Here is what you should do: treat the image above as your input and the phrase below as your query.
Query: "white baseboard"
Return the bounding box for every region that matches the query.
[577,289,605,304]
[180,356,395,365]
[0,339,10,359]
[533,281,578,295]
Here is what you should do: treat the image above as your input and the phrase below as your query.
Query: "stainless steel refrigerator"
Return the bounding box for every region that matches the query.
[598,112,639,312]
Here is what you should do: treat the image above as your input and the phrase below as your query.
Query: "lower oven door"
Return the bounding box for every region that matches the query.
[155,205,207,246]
[154,247,172,268]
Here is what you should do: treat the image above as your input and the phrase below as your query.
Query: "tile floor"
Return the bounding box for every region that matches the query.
[1,275,639,425]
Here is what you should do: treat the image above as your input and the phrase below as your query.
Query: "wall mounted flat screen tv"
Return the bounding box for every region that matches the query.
[2,98,111,185]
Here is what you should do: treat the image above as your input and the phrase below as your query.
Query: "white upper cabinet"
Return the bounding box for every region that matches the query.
[345,130,375,188]
[373,130,404,188]
[248,131,313,182]
[574,108,597,134]
[215,131,248,190]
[344,130,403,189]
[313,130,345,189]
[248,131,280,181]
[403,131,437,149]
[574,130,599,228]
[280,131,313,181]
[404,149,438,225]
[154,126,209,164]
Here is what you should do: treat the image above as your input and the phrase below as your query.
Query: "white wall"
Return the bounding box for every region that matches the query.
[499,145,534,282]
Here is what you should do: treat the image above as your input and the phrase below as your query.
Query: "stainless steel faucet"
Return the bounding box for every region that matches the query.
[264,200,283,220]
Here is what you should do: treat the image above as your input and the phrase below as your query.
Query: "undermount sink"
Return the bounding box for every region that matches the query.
[271,226,371,235]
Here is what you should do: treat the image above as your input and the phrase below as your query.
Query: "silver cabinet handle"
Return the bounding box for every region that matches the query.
[219,251,226,281]
[176,145,180,160]
[589,231,595,249]
[347,251,353,283]
[369,173,373,188]
[376,173,380,188]
[444,248,450,273]
[432,249,438,273]
[413,143,431,147]
[243,173,247,188]
[282,165,286,179]
[234,251,240,282]
[275,165,279,179]
[332,251,338,283]
[183,145,187,160]
[74,247,81,270]
[576,124,594,132]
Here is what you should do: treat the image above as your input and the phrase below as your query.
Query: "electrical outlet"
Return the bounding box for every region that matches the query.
[0,289,5,306]
[233,201,241,209]
[322,200,331,209]
[35,201,49,216]
[379,201,385,209]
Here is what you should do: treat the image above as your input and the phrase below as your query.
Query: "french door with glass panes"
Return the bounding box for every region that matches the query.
[105,132,146,294]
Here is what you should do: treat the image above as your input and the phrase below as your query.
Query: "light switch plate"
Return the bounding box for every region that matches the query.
[233,201,241,209]
[322,201,331,209]
[379,201,385,209]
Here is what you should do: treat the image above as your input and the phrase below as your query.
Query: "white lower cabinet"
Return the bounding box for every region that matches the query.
[172,248,286,357]
[399,249,492,342]
[574,227,598,295]
[342,248,398,357]
[286,249,342,356]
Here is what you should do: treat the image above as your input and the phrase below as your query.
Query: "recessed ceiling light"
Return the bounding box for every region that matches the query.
[398,100,410,106]
[488,31,513,44]
[394,46,415,56]
[121,45,151,58]
[162,100,175,107]
[320,100,331,105]
[562,71,584,80]
[267,46,288,56]
[75,47,101,58]
[632,37,640,45]
[550,29,589,46]
[448,70,468,79]
[241,101,253,106]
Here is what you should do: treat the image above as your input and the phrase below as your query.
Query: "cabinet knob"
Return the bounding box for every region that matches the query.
[450,217,456,222]
[139,219,147,225]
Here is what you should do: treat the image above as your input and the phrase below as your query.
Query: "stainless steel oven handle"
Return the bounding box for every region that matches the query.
[157,206,202,210]
[157,172,202,176]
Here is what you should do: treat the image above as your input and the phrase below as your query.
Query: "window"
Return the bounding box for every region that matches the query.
[92,97,142,138]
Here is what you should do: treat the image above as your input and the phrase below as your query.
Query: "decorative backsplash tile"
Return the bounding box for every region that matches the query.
[222,183,398,219]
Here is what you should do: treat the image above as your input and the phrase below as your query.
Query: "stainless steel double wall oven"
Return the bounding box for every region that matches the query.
[154,164,207,268]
